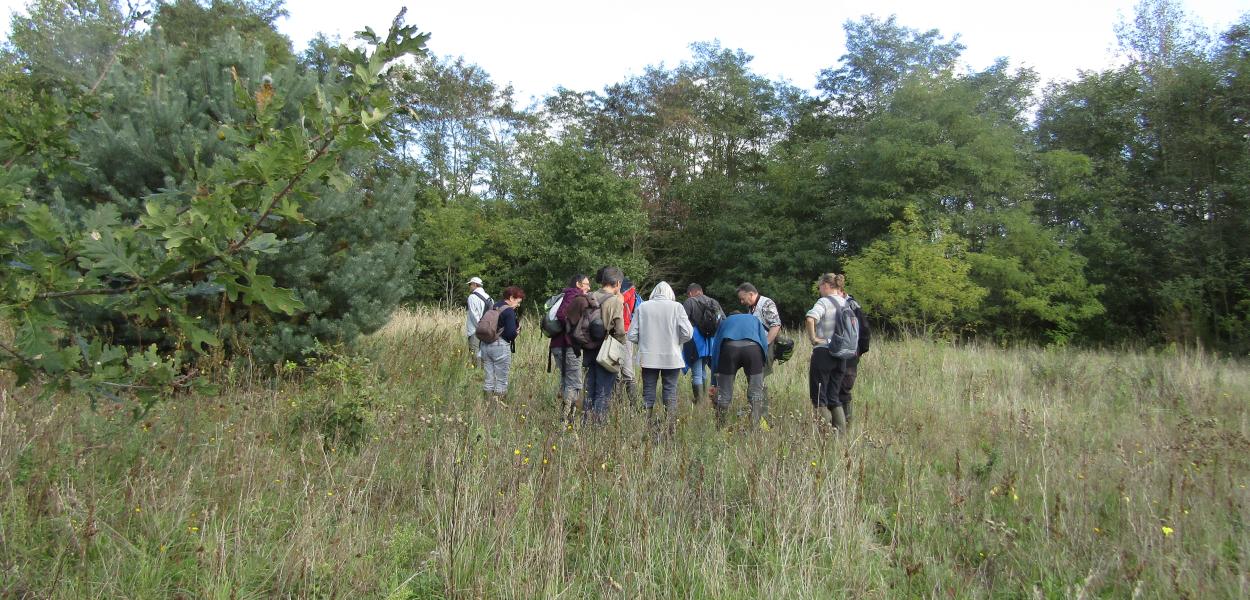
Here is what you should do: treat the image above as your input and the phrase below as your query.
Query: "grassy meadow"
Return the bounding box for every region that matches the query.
[2,308,1249,598]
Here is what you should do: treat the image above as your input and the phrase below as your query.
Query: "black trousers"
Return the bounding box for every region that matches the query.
[808,347,847,409]
[838,356,859,407]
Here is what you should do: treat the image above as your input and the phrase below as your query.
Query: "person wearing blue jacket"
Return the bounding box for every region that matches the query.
[708,313,770,429]
[482,286,525,405]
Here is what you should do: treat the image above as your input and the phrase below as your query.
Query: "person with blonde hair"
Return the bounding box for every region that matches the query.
[805,273,851,432]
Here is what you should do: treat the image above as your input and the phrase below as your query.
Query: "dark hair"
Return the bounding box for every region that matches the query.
[502,285,526,300]
[736,283,758,295]
[599,266,623,287]
[687,283,703,293]
[567,274,588,288]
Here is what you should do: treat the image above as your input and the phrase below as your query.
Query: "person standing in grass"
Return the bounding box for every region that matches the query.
[737,282,782,401]
[551,274,591,424]
[464,276,491,368]
[617,275,643,407]
[840,286,870,426]
[581,267,627,426]
[682,283,723,405]
[629,281,694,440]
[708,312,770,429]
[482,286,525,405]
[805,273,849,432]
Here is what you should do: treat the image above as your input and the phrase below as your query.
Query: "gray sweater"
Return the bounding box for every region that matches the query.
[628,281,694,369]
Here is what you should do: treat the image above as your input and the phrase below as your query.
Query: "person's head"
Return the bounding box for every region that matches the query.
[502,285,526,308]
[687,283,704,298]
[598,266,624,293]
[736,283,759,307]
[568,273,590,292]
[816,273,842,296]
[467,276,483,291]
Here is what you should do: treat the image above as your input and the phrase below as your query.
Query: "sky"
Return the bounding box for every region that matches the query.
[2,0,1249,106]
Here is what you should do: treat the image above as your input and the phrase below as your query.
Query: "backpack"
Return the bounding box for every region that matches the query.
[825,296,860,359]
[467,289,491,312]
[541,294,565,338]
[474,304,505,343]
[691,296,724,337]
[570,294,606,350]
[850,296,871,355]
[621,286,639,330]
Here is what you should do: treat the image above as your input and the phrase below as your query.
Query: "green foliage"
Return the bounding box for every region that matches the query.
[153,0,294,68]
[523,136,649,288]
[968,208,1105,343]
[843,206,987,333]
[288,343,377,451]
[1,10,430,398]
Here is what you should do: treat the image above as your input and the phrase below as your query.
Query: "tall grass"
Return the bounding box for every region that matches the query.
[2,308,1248,598]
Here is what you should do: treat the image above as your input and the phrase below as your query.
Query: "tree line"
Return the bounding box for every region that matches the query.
[2,0,1247,399]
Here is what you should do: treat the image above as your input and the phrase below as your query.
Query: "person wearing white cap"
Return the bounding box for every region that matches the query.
[465,277,491,367]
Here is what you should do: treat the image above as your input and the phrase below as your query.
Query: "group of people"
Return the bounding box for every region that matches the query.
[463,267,869,436]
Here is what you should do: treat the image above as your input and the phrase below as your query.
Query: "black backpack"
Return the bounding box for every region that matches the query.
[691,296,724,337]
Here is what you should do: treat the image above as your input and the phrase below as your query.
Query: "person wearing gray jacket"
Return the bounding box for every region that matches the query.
[628,281,693,440]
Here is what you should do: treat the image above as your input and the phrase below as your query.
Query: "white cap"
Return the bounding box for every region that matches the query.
[467,277,483,286]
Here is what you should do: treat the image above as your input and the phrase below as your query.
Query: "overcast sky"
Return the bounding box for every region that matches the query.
[3,0,1249,105]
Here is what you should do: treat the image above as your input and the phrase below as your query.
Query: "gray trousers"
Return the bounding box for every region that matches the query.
[482,341,511,394]
[551,347,584,400]
[467,335,482,367]
[619,339,636,383]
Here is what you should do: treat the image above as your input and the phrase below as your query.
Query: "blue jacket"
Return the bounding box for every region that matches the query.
[709,314,769,369]
[493,301,519,343]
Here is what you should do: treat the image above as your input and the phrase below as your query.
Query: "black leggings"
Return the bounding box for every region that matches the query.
[716,340,765,378]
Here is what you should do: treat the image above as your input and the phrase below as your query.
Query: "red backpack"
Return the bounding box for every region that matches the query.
[622,286,639,330]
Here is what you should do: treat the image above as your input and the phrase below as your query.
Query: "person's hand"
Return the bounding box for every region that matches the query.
[707,385,718,401]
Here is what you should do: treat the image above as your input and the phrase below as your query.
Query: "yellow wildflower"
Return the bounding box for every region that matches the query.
[1162,526,1174,537]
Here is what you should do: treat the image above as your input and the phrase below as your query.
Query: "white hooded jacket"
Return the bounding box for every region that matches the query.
[627,281,694,369]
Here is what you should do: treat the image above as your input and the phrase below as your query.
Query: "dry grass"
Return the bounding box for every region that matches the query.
[1,308,1248,598]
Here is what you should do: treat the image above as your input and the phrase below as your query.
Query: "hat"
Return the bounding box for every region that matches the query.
[466,277,483,286]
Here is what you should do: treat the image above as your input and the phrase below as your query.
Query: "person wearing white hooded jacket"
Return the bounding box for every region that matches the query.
[628,281,694,439]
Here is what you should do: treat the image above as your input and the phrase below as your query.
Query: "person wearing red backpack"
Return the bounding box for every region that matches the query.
[617,276,642,406]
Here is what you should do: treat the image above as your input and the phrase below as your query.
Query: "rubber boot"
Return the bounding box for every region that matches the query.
[691,381,703,406]
[750,397,766,431]
[831,405,848,434]
[843,400,853,427]
[626,381,639,409]
[814,406,832,427]
[665,404,678,439]
[645,407,660,442]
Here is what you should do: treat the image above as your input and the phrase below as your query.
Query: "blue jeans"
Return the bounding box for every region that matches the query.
[582,348,618,425]
[689,357,711,386]
[643,368,680,410]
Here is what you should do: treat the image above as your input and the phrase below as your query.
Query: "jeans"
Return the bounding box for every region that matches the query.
[642,368,680,410]
[582,347,618,425]
[808,347,847,409]
[689,357,711,386]
[482,340,511,394]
